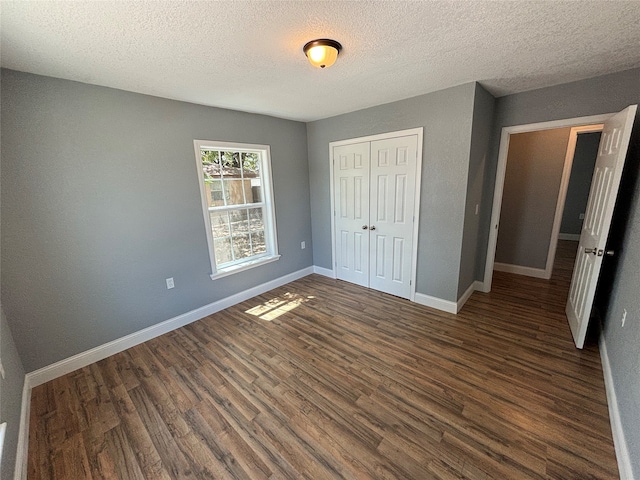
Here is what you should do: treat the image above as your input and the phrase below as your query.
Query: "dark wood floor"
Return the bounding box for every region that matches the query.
[28,240,619,479]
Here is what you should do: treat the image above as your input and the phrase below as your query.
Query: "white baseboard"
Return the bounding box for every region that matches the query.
[27,266,313,388]
[314,265,480,315]
[14,380,31,480]
[414,293,457,314]
[15,266,315,479]
[456,281,482,312]
[599,332,634,480]
[558,233,581,241]
[494,262,550,279]
[313,265,336,278]
[414,280,484,315]
[476,280,491,293]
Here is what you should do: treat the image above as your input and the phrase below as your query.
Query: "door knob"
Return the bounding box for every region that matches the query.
[370,226,376,231]
[584,248,596,254]
[605,250,615,257]
[362,225,368,230]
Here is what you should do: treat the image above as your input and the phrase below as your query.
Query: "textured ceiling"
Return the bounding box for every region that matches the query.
[2,1,640,122]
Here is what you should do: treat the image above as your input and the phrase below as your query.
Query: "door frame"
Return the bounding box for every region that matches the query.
[329,127,424,301]
[482,114,613,292]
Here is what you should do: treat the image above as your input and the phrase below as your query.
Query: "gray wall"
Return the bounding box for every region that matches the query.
[1,68,27,480]
[0,309,25,480]
[307,83,476,302]
[495,128,571,269]
[458,84,495,297]
[595,115,640,479]
[1,69,313,372]
[476,67,640,478]
[560,132,601,235]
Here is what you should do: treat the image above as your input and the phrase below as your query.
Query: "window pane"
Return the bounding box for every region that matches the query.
[214,237,233,264]
[232,234,252,260]
[210,211,230,237]
[242,153,262,203]
[222,178,246,206]
[206,179,225,207]
[248,208,264,231]
[242,152,260,177]
[250,179,262,203]
[251,230,266,254]
[201,150,220,172]
[221,151,240,171]
[229,209,249,235]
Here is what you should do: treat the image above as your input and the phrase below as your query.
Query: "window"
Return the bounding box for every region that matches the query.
[194,140,279,279]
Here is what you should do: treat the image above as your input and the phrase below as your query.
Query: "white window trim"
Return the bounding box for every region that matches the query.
[193,140,279,280]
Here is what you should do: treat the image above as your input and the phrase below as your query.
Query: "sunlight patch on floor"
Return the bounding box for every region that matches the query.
[245,292,313,321]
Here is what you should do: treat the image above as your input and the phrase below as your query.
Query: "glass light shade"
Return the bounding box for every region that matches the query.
[303,39,342,69]
[307,45,338,68]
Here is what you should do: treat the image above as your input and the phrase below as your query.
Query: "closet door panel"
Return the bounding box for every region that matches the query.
[369,135,418,299]
[333,142,370,287]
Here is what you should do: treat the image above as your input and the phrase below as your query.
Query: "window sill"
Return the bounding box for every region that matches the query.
[209,255,281,281]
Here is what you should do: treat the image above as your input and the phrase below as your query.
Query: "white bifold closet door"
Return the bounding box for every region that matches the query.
[333,134,418,299]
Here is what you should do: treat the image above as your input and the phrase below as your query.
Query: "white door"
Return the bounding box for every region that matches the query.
[334,142,370,287]
[566,105,637,348]
[333,134,419,299]
[369,136,418,298]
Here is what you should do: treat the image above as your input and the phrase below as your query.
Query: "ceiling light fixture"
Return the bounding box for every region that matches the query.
[303,39,342,69]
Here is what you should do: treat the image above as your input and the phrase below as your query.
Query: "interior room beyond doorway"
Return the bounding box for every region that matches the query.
[493,125,602,280]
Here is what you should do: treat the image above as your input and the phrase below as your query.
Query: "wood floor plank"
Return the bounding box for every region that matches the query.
[103,425,146,480]
[107,385,171,480]
[182,407,253,480]
[193,399,272,480]
[52,433,94,480]
[110,351,140,391]
[81,429,120,480]
[127,387,197,479]
[28,240,619,479]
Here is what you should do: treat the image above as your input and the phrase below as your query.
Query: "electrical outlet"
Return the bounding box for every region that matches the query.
[579,213,585,220]
[166,277,175,289]
[301,241,306,249]
[621,309,627,327]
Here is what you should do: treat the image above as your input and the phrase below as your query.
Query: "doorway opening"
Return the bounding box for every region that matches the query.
[491,124,603,281]
[483,113,612,290]
[483,106,637,349]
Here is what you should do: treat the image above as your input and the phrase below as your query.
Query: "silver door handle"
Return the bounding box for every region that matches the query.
[584,248,596,254]
[370,226,376,231]
[605,250,615,257]
[362,225,368,230]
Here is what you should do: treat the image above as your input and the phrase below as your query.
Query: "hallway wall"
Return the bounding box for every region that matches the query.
[495,128,571,270]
